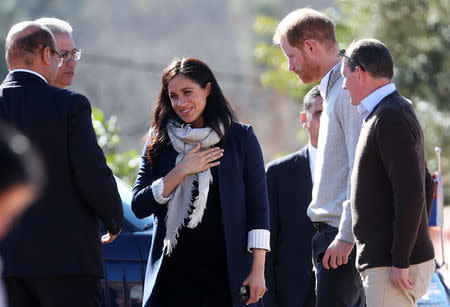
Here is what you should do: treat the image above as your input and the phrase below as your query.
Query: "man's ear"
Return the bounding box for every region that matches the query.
[303,39,316,55]
[41,46,52,66]
[300,111,308,128]
[356,66,366,81]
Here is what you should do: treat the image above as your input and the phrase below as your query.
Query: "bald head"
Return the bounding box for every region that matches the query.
[5,21,56,70]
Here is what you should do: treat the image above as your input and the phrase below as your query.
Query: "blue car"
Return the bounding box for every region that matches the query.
[100,177,153,307]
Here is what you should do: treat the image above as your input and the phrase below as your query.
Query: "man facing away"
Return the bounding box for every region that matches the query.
[0,21,123,307]
[341,39,435,307]
[265,85,322,307]
[273,8,365,306]
[35,17,80,88]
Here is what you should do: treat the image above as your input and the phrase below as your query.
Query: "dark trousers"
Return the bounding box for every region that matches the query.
[312,223,365,307]
[4,276,101,307]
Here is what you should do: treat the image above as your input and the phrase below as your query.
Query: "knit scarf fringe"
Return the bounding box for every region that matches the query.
[163,120,222,255]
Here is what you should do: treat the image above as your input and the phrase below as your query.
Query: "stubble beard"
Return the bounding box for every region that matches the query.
[296,56,322,84]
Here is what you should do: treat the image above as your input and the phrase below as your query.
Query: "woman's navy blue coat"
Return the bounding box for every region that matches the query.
[132,123,270,307]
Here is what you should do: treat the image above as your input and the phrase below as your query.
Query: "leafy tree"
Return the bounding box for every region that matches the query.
[253,0,450,203]
[330,0,450,112]
[91,107,139,186]
[253,16,316,100]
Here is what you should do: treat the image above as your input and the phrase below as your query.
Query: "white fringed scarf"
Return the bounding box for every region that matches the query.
[163,120,223,255]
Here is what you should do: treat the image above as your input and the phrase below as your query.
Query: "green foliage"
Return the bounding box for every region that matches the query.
[416,101,450,187]
[333,0,450,112]
[91,107,139,186]
[334,0,450,204]
[253,16,316,100]
[253,0,450,203]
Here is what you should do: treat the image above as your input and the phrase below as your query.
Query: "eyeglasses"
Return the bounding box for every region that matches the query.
[60,49,82,63]
[41,44,64,67]
[338,49,366,72]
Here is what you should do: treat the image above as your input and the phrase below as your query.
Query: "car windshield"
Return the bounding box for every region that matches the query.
[115,176,153,232]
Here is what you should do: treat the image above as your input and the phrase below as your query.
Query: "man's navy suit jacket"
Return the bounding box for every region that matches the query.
[265,146,316,307]
[0,71,124,277]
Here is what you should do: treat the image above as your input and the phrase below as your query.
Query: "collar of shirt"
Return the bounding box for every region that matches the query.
[10,69,48,84]
[307,142,317,184]
[318,62,341,99]
[357,83,396,119]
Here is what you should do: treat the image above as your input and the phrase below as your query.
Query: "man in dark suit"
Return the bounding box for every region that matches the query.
[0,21,124,307]
[341,39,435,306]
[265,85,323,307]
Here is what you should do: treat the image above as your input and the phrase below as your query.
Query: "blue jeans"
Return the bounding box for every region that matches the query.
[312,223,365,307]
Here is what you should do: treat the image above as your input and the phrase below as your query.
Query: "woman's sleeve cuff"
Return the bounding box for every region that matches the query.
[247,229,270,252]
[151,178,171,204]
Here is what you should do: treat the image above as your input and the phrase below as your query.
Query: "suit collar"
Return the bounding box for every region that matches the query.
[292,145,309,167]
[293,145,313,188]
[3,70,48,85]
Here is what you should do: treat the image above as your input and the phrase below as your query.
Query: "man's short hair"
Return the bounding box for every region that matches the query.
[35,17,73,36]
[303,85,321,112]
[273,8,337,49]
[345,39,394,80]
[5,21,55,68]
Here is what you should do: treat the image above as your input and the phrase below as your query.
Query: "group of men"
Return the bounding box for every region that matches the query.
[0,7,436,307]
[265,8,435,307]
[0,18,124,307]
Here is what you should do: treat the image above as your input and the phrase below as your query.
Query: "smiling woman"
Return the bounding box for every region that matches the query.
[131,57,271,307]
[167,74,210,128]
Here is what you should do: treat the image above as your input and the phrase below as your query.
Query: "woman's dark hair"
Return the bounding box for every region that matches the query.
[145,57,236,163]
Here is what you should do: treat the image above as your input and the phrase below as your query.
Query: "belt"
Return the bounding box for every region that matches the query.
[313,222,327,230]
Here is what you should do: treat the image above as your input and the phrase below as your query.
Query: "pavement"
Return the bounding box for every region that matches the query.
[429,206,450,286]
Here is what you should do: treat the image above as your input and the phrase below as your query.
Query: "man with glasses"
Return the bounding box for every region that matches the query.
[265,86,322,307]
[273,8,365,306]
[0,21,123,307]
[341,39,435,307]
[35,17,81,89]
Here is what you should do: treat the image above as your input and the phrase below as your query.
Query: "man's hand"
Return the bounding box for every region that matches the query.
[101,232,118,244]
[322,238,353,269]
[390,267,414,291]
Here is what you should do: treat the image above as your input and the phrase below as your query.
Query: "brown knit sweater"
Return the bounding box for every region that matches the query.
[351,91,434,271]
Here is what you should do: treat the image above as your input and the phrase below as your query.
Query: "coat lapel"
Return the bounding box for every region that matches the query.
[293,146,313,191]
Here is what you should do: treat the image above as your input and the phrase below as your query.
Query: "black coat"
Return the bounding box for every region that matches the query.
[0,71,123,277]
[265,146,316,307]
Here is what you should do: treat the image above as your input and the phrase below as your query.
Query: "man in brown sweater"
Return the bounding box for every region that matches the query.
[340,39,435,306]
